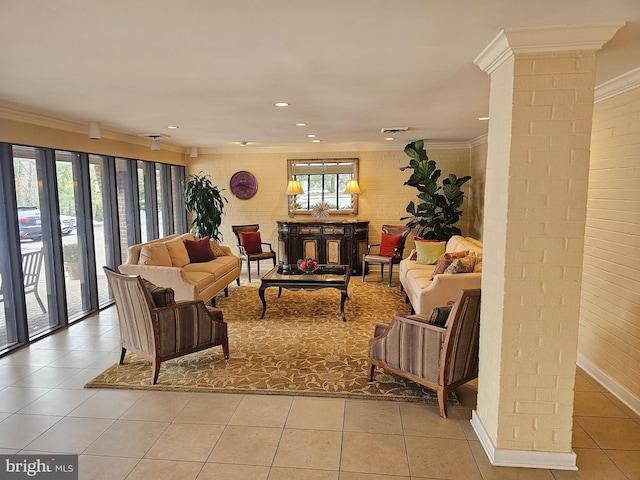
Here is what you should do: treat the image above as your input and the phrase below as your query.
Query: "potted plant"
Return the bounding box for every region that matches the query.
[63,242,80,280]
[400,140,471,241]
[184,172,228,242]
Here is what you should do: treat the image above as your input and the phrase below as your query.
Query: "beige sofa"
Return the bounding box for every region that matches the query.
[119,233,241,305]
[399,235,482,314]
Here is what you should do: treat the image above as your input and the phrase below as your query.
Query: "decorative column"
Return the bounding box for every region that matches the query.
[472,24,623,470]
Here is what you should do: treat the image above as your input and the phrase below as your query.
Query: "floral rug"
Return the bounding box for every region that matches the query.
[86,278,458,404]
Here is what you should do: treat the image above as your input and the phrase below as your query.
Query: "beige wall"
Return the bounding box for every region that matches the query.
[187,147,475,257]
[0,117,185,165]
[579,86,640,406]
[469,138,488,241]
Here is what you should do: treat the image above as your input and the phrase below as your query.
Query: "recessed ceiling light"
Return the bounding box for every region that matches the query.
[166,125,179,129]
[275,102,289,107]
[307,134,316,138]
[312,139,322,143]
[477,116,490,121]
[238,141,248,146]
[296,123,307,127]
[384,137,395,141]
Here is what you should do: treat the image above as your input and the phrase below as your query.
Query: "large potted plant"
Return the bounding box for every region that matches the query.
[184,172,228,242]
[400,140,471,241]
[63,242,80,280]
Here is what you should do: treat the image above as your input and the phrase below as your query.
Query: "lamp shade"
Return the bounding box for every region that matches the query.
[286,180,304,195]
[344,179,361,194]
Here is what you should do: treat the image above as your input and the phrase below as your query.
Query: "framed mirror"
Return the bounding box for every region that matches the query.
[287,158,359,216]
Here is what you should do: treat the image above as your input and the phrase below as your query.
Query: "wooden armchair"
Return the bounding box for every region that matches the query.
[231,224,276,282]
[362,224,411,287]
[369,288,481,417]
[104,267,229,384]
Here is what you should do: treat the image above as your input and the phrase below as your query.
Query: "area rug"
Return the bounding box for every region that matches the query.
[86,278,459,405]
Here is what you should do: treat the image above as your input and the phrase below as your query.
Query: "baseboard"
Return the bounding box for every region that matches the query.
[470,411,578,471]
[577,353,640,416]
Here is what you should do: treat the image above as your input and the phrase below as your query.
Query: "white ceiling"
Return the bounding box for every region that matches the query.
[1,1,639,153]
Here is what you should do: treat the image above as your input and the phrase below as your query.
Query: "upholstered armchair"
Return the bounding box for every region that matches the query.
[362,224,411,287]
[104,267,229,384]
[231,224,277,282]
[369,288,481,417]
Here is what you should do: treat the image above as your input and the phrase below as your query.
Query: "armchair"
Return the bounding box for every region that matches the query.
[231,224,277,282]
[104,267,229,384]
[362,224,411,287]
[369,288,481,417]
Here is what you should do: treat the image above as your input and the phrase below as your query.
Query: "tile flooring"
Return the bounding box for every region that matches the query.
[1,307,639,479]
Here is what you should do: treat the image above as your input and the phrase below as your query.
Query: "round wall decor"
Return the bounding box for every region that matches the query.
[230,171,258,199]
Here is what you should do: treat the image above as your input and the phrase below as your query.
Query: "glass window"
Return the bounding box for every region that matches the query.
[89,155,112,306]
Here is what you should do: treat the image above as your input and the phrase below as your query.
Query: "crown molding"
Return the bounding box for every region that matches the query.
[475,23,625,74]
[595,67,640,103]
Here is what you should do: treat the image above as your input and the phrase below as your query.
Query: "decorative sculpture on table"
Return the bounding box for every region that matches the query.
[311,202,331,220]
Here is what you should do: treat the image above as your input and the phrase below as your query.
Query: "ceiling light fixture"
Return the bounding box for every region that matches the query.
[384,137,394,141]
[275,102,289,107]
[477,116,490,121]
[166,125,179,129]
[296,123,307,127]
[239,141,248,147]
[148,135,161,151]
[88,121,101,140]
[307,134,316,138]
[312,139,322,143]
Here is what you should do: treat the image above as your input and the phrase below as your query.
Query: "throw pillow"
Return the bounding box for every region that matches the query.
[415,239,445,265]
[165,238,191,267]
[141,278,175,308]
[184,236,216,263]
[444,250,477,274]
[209,239,227,257]
[239,231,262,254]
[427,304,453,327]
[379,232,403,257]
[430,250,469,279]
[138,244,172,267]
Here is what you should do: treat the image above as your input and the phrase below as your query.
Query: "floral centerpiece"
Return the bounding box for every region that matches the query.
[297,257,319,273]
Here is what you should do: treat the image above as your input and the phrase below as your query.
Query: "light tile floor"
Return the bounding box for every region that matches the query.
[1,307,639,479]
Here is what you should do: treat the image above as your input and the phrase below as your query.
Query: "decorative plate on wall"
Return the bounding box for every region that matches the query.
[230,171,258,199]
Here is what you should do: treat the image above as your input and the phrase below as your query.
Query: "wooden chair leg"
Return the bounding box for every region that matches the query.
[247,262,252,282]
[437,388,448,418]
[152,360,161,385]
[368,362,376,382]
[388,263,394,287]
[119,347,127,364]
[222,339,230,359]
[361,257,367,282]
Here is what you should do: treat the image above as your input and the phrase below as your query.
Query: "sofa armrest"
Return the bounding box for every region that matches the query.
[118,264,197,301]
[415,272,481,314]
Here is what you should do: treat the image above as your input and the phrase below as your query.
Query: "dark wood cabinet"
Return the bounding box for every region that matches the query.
[277,220,369,274]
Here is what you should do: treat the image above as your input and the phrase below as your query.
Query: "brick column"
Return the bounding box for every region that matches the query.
[472,24,622,470]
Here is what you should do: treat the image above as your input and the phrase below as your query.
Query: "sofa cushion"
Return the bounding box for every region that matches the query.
[209,239,227,257]
[141,278,175,308]
[138,244,172,267]
[431,250,469,279]
[239,231,262,254]
[165,238,191,267]
[415,239,445,265]
[444,251,476,274]
[185,236,217,263]
[182,255,239,280]
[379,232,403,257]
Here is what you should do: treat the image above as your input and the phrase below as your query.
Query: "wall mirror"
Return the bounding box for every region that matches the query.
[287,158,359,216]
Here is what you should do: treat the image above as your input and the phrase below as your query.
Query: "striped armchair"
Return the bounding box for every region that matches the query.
[104,267,229,384]
[369,288,481,418]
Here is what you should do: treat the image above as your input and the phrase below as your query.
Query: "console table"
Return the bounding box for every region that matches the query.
[277,220,369,275]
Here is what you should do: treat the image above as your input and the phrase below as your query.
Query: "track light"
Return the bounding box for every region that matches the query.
[88,121,101,140]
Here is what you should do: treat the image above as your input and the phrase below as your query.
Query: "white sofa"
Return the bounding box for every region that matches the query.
[119,233,241,304]
[399,235,483,314]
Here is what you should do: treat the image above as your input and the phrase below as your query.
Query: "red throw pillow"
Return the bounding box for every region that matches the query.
[239,231,262,254]
[379,232,403,257]
[184,236,217,263]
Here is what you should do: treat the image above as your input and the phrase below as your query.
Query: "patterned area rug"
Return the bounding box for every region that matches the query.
[86,278,458,404]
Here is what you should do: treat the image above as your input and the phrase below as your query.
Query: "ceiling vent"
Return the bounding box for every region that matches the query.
[380,127,409,134]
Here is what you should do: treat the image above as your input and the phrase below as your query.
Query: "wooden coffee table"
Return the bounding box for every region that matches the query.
[259,264,350,321]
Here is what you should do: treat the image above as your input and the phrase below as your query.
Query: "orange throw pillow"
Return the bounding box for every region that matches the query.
[239,231,262,254]
[379,233,403,257]
[430,250,469,279]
